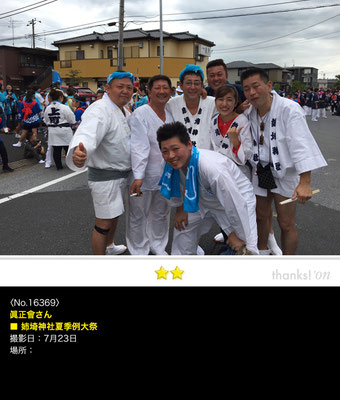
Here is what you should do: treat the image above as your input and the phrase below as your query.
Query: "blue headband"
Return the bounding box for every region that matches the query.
[179,64,204,82]
[107,72,135,85]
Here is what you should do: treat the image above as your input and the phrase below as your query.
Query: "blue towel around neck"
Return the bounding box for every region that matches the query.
[158,146,200,213]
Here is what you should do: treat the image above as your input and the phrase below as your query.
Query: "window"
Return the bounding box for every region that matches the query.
[100,50,104,59]
[65,50,84,60]
[76,50,84,60]
[304,68,311,74]
[123,46,139,58]
[131,46,139,58]
[124,46,132,58]
[60,60,72,68]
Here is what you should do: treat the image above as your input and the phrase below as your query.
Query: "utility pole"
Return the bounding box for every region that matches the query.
[27,18,41,49]
[117,0,124,71]
[159,0,164,74]
[8,18,21,46]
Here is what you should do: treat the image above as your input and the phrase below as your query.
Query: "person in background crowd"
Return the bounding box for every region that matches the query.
[44,89,75,170]
[24,130,45,164]
[96,88,104,100]
[311,88,320,122]
[72,94,87,132]
[66,87,76,111]
[14,94,24,139]
[3,84,17,133]
[12,89,41,147]
[0,114,14,172]
[318,88,327,119]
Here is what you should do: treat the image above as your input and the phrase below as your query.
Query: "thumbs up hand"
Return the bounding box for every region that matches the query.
[73,142,87,168]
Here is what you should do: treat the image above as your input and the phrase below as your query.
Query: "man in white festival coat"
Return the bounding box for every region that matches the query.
[166,64,216,255]
[127,75,173,255]
[241,67,327,255]
[66,71,134,255]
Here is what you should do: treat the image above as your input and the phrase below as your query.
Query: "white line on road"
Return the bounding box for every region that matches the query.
[0,169,87,205]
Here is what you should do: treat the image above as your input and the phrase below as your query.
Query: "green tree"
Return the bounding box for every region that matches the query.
[333,75,340,89]
[65,69,82,86]
[291,80,306,93]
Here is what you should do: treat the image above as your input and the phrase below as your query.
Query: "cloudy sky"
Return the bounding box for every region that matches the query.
[1,0,340,78]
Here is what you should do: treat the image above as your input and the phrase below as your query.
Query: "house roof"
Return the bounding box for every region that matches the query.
[52,28,215,47]
[226,60,283,70]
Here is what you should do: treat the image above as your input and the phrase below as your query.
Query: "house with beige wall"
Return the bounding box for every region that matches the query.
[52,29,215,91]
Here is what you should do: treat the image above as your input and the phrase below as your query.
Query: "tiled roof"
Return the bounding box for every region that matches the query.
[53,28,215,47]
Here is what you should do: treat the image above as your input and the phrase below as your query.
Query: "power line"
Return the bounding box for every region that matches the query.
[212,29,340,53]
[128,3,340,23]
[0,0,57,20]
[126,0,313,19]
[214,12,340,51]
[0,0,51,16]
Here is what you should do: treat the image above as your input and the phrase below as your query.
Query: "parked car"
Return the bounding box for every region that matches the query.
[72,86,97,103]
[41,86,97,103]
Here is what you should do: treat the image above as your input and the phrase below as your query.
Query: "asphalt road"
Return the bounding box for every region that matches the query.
[0,110,339,255]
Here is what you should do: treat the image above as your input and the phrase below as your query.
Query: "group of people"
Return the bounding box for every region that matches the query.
[0,81,90,172]
[65,59,327,256]
[296,88,340,121]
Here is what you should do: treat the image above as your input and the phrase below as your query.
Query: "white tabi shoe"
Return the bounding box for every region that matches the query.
[267,232,282,255]
[197,245,205,255]
[12,141,22,147]
[106,243,128,255]
[213,232,224,243]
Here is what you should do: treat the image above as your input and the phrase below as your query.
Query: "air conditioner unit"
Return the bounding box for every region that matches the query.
[197,44,211,57]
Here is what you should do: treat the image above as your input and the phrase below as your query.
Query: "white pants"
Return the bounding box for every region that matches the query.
[45,145,53,166]
[171,211,214,255]
[303,106,311,116]
[311,109,319,121]
[319,107,327,118]
[125,190,170,255]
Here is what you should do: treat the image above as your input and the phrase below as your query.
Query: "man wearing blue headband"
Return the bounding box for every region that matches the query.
[66,71,134,255]
[166,64,216,254]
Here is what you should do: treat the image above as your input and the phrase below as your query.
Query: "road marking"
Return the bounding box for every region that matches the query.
[0,169,87,205]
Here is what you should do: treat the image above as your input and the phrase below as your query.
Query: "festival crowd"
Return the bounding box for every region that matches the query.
[1,59,334,256]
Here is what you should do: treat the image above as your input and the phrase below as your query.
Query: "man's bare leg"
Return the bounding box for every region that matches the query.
[256,192,274,251]
[273,193,298,255]
[106,218,119,247]
[92,217,115,255]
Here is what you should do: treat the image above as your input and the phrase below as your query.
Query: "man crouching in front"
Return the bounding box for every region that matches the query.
[157,121,259,255]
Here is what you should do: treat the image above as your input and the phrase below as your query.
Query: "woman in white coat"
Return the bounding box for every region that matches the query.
[44,89,76,170]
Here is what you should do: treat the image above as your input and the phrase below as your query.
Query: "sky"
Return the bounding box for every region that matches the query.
[1,0,340,79]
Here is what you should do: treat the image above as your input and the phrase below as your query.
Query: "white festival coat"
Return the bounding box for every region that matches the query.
[66,93,131,172]
[244,91,327,196]
[129,104,173,191]
[44,101,76,146]
[166,95,216,150]
[172,149,258,253]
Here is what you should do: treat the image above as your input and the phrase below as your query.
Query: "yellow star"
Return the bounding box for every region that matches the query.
[171,266,184,280]
[155,266,169,280]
